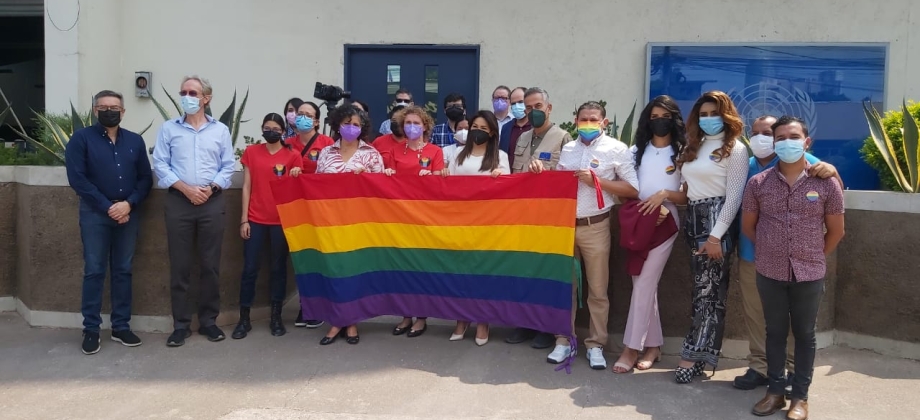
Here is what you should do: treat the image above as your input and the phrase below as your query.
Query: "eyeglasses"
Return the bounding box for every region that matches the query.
[95,106,123,112]
[296,113,315,118]
[262,127,284,134]
[179,90,200,97]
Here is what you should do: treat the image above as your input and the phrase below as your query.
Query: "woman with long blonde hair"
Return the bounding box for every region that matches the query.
[673,91,748,383]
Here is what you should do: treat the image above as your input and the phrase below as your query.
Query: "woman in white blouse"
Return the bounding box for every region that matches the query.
[613,95,688,373]
[314,104,384,345]
[442,110,509,345]
[674,90,748,383]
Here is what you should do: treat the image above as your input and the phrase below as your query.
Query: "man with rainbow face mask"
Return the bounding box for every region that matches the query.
[530,101,640,369]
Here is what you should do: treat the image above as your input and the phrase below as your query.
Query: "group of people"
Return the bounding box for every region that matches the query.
[65,76,845,420]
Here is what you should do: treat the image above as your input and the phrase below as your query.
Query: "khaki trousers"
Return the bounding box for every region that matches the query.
[556,217,610,349]
[739,259,794,375]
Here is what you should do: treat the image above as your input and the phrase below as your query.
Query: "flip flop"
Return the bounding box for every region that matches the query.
[637,348,661,370]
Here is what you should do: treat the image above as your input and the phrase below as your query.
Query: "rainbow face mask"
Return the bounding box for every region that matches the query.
[577,122,602,141]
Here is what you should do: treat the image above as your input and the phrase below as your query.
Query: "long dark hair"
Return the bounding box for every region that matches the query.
[634,95,686,169]
[283,97,303,119]
[328,104,371,142]
[456,110,500,172]
[678,90,743,166]
[262,112,291,149]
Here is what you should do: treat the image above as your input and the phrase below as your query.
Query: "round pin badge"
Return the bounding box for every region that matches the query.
[709,151,720,162]
[589,158,600,169]
[665,165,676,175]
[806,191,820,202]
[309,150,319,161]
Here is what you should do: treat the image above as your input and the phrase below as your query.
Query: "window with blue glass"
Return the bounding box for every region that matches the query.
[647,44,887,190]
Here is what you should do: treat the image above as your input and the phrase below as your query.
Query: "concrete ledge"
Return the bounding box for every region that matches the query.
[0,165,244,188]
[0,296,15,312]
[836,330,920,361]
[845,190,920,213]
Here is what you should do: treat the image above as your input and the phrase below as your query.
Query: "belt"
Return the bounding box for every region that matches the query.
[575,211,610,226]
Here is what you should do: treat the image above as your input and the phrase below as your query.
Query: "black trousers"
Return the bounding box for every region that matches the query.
[756,273,825,400]
[165,190,226,330]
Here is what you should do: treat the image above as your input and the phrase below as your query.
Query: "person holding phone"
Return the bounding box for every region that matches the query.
[673,91,748,383]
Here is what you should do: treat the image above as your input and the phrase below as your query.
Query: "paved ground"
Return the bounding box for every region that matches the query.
[1,312,918,420]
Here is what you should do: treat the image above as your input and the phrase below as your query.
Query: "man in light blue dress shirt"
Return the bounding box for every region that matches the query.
[152,75,235,347]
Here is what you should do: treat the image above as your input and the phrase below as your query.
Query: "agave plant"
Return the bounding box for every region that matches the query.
[560,100,637,146]
[0,87,152,164]
[863,100,920,193]
[148,85,250,152]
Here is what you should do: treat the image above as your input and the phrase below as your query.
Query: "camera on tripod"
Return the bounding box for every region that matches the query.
[313,82,351,102]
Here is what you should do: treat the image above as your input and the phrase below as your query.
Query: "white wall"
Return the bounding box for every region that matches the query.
[45,0,920,150]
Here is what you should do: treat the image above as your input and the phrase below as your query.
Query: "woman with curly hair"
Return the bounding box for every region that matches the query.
[384,105,444,338]
[673,90,748,383]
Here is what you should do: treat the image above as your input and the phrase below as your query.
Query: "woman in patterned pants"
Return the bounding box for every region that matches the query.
[674,91,749,383]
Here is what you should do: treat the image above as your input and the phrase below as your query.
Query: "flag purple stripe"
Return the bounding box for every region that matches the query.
[299,294,571,335]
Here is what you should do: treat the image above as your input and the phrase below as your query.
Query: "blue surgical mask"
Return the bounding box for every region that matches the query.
[774,139,806,163]
[181,96,201,114]
[698,116,724,136]
[295,115,314,132]
[510,103,526,120]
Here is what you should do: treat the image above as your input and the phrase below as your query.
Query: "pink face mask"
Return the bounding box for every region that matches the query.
[285,112,296,126]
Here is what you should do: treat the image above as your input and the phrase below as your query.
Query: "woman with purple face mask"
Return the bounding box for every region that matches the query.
[283,97,304,139]
[313,105,384,345]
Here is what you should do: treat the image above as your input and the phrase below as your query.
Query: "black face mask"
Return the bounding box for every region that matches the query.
[98,110,121,128]
[263,130,283,144]
[469,129,490,145]
[390,119,403,137]
[445,106,465,122]
[649,118,673,137]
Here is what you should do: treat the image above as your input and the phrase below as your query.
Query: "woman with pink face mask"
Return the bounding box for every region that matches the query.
[282,97,304,140]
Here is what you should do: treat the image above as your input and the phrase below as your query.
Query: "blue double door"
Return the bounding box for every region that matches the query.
[345,45,480,135]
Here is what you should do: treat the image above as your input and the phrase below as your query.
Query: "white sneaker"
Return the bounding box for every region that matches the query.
[586,347,607,370]
[547,344,573,364]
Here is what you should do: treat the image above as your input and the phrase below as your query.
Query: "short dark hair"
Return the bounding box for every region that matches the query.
[93,90,123,106]
[351,99,370,113]
[771,115,809,137]
[329,104,372,142]
[492,85,511,98]
[395,88,413,100]
[754,114,777,123]
[576,101,606,118]
[444,93,466,109]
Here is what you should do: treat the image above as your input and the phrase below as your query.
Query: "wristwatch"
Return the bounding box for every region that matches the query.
[210,184,219,194]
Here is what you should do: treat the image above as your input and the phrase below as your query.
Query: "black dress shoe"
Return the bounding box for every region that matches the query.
[733,368,769,390]
[198,325,226,342]
[531,332,555,349]
[392,322,411,336]
[319,335,338,345]
[505,328,536,344]
[407,324,427,338]
[346,335,360,345]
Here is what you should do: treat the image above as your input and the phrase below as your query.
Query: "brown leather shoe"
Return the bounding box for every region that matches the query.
[752,392,786,416]
[786,399,808,420]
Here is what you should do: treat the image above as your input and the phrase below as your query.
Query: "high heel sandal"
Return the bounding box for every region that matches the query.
[636,347,661,371]
[613,349,639,374]
[674,361,706,384]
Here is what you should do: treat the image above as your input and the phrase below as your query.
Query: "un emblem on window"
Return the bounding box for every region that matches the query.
[729,82,818,138]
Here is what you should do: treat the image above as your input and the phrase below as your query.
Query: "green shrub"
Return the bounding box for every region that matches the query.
[860,101,920,191]
[0,145,61,166]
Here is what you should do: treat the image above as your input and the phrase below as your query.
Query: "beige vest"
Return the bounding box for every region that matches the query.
[510,124,573,173]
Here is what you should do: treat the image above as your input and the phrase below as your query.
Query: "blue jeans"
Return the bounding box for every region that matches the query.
[240,222,289,307]
[79,201,140,333]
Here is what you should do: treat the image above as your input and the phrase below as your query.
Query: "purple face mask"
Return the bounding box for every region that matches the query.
[404,123,424,140]
[339,124,361,141]
[493,98,509,112]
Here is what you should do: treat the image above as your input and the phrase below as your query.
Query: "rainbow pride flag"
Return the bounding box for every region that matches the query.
[271,172,578,336]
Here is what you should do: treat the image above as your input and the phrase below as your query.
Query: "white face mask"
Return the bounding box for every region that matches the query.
[749,134,775,159]
[454,129,468,145]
